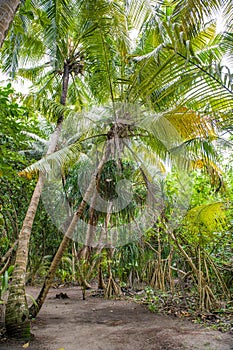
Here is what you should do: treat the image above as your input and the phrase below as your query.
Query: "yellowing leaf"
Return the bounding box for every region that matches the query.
[165,107,216,140]
[22,342,29,348]
[18,170,33,179]
[192,159,204,169]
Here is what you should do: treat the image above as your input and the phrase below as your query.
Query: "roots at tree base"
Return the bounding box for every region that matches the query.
[104,275,122,298]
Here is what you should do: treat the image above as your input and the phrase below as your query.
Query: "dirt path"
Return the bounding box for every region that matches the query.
[1,286,232,350]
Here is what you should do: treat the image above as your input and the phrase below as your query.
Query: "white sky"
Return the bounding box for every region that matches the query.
[0,71,31,94]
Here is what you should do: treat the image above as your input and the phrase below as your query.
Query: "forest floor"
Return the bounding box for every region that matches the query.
[0,285,232,350]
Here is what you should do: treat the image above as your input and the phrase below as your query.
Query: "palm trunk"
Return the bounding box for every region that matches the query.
[5,62,70,339]
[29,148,109,318]
[0,0,20,48]
[79,186,98,260]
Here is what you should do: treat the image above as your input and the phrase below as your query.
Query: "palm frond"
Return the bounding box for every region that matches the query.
[172,0,222,35]
[130,44,233,114]
[21,131,49,146]
[19,142,83,177]
[127,0,157,32]
[164,107,216,140]
[39,0,75,68]
[77,0,131,102]
[1,0,43,76]
[221,0,233,30]
[17,63,52,83]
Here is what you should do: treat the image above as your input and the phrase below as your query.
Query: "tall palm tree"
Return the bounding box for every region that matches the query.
[0,0,20,47]
[26,0,232,318]
[26,0,135,317]
[4,0,132,338]
[4,0,86,338]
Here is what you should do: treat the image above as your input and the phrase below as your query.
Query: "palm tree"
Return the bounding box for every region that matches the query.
[27,0,233,318]
[27,0,136,317]
[27,38,230,316]
[0,0,21,47]
[4,0,86,338]
[4,0,132,338]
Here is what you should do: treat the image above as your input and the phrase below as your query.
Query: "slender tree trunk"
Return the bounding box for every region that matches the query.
[5,63,70,339]
[0,0,20,48]
[98,261,106,290]
[79,187,98,260]
[29,148,109,318]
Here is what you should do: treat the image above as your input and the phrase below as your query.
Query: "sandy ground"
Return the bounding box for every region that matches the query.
[0,286,232,350]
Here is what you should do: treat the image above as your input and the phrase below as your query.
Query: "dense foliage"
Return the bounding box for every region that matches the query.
[0,0,232,338]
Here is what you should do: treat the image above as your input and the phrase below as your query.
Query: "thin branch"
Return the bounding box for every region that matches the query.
[0,257,11,276]
[0,240,18,264]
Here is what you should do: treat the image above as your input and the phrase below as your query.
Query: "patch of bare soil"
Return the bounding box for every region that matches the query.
[1,286,232,350]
